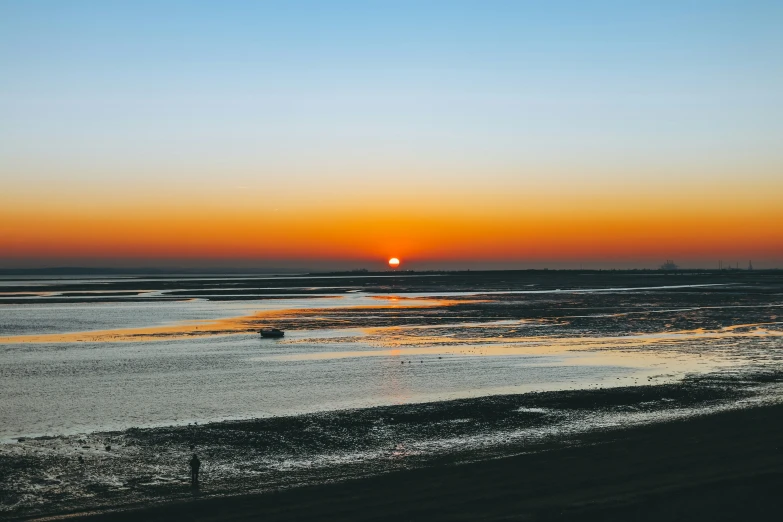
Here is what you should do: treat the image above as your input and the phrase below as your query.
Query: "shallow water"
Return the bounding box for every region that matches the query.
[2,274,781,441]
[1,327,737,440]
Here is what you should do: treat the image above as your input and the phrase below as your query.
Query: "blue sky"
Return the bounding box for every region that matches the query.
[2,1,782,268]
[3,0,781,175]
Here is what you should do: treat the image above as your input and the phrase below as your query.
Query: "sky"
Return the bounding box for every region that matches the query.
[1,0,782,270]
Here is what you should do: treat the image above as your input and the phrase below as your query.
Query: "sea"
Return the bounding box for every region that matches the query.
[1,272,781,441]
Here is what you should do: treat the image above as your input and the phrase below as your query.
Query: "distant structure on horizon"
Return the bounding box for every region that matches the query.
[748,261,754,271]
[659,260,679,271]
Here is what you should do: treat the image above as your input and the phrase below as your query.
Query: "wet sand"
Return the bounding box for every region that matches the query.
[2,270,781,305]
[4,370,782,521]
[36,401,783,522]
[4,271,783,520]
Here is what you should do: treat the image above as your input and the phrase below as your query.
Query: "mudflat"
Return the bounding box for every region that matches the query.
[58,403,783,522]
[4,271,783,520]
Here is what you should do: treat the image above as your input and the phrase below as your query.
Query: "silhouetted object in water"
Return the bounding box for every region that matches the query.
[260,328,284,338]
[189,454,201,487]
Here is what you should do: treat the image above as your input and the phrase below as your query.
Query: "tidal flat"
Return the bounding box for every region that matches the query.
[1,270,782,519]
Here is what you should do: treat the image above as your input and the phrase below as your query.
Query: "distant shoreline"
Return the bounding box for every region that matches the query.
[1,267,781,277]
[0,267,304,276]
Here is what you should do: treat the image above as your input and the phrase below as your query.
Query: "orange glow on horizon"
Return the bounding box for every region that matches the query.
[2,179,782,266]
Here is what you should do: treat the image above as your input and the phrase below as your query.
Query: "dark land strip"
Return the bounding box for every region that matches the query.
[3,270,782,302]
[41,402,783,522]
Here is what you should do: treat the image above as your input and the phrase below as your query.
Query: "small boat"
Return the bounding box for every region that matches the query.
[260,328,285,339]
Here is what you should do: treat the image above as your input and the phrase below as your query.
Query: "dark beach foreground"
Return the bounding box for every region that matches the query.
[31,402,783,522]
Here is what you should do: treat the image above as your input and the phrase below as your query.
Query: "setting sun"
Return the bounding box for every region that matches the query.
[388,258,400,268]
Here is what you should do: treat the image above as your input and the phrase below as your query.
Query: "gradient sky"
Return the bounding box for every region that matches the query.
[2,0,782,270]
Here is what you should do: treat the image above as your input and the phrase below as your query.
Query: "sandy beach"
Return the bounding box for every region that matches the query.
[5,368,783,521]
[24,401,783,522]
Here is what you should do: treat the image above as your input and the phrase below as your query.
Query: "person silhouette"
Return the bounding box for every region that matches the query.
[189,454,201,487]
